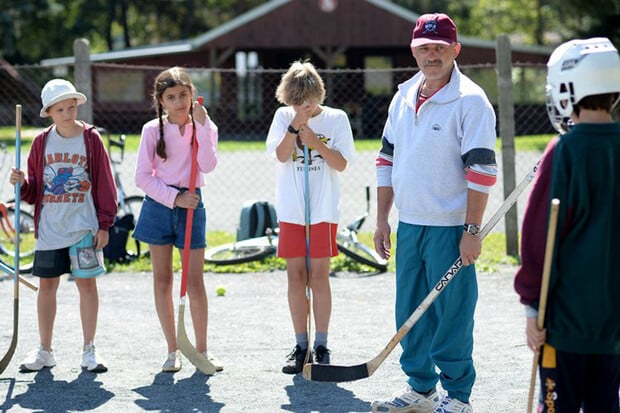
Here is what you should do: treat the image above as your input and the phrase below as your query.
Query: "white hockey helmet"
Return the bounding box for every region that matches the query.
[546,37,620,133]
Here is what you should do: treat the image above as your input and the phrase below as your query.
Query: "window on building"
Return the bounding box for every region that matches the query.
[236,51,262,122]
[364,56,393,96]
[97,70,144,102]
[190,69,221,109]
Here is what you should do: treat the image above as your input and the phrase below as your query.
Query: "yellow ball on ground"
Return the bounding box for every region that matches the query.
[215,285,226,296]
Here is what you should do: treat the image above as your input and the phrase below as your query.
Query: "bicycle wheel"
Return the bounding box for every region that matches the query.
[0,207,35,273]
[205,237,276,265]
[120,195,145,258]
[337,234,388,273]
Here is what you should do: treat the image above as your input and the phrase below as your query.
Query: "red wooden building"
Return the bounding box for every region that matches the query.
[38,0,552,135]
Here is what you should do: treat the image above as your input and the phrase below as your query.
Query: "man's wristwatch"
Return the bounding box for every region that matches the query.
[463,223,481,236]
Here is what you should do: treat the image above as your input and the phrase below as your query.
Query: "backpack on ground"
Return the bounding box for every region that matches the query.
[103,213,135,263]
[236,201,278,241]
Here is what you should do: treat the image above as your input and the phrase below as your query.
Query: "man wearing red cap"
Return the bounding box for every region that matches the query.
[373,13,497,413]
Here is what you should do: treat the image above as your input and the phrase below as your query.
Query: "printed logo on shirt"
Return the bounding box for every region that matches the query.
[42,152,90,204]
[292,134,329,166]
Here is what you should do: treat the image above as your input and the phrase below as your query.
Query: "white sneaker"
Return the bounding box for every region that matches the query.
[19,346,56,372]
[434,396,473,413]
[202,351,224,372]
[81,343,108,372]
[162,351,182,372]
[371,385,439,413]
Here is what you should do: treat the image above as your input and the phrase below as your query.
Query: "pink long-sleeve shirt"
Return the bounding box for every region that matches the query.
[135,116,218,208]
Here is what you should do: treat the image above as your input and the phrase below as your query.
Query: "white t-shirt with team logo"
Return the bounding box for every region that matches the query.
[266,105,356,225]
[36,127,99,250]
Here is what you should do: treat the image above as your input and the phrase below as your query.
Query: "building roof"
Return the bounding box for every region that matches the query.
[41,0,551,67]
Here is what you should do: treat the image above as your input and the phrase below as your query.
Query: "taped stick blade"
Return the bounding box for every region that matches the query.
[302,361,369,382]
[177,303,217,375]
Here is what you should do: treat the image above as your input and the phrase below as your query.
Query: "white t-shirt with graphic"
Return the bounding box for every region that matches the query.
[36,127,99,250]
[266,105,356,225]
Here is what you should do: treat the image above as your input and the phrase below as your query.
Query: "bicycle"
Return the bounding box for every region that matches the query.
[98,128,145,261]
[0,142,36,274]
[204,186,388,272]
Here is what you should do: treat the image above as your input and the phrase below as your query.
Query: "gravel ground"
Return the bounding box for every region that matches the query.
[0,266,533,412]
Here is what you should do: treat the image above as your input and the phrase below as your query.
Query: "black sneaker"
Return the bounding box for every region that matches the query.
[282,345,312,374]
[313,345,331,365]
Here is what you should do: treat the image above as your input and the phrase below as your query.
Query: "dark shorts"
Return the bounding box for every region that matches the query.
[33,233,106,278]
[538,344,620,412]
[33,248,71,278]
[132,191,207,250]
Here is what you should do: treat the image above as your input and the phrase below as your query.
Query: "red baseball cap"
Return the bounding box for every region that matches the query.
[410,13,458,48]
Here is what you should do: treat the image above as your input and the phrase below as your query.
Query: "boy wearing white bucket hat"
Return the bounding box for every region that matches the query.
[9,78,117,373]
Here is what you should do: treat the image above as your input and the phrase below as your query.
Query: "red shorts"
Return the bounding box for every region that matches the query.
[277,221,339,258]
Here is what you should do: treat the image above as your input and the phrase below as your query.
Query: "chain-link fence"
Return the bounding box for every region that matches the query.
[0,62,552,239]
[0,62,553,135]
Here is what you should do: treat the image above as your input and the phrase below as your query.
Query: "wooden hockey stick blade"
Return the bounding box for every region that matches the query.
[2,274,37,291]
[19,276,37,292]
[2,105,22,374]
[177,302,217,375]
[0,298,18,374]
[303,161,540,382]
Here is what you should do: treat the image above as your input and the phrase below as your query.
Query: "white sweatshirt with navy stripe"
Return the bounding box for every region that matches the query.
[376,63,497,226]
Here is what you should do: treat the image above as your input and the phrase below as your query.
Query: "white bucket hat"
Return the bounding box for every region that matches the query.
[40,79,87,117]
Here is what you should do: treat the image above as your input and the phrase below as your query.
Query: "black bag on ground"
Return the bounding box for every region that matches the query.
[236,201,278,241]
[103,214,135,262]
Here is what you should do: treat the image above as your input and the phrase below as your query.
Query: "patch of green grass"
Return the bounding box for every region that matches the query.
[106,230,517,275]
[107,231,391,274]
[497,134,554,151]
[3,125,524,274]
[0,126,554,154]
[477,232,520,273]
[0,128,382,153]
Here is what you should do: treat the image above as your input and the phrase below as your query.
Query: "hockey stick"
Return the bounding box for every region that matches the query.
[0,204,37,292]
[0,105,22,375]
[176,97,216,375]
[303,160,540,382]
[526,199,560,413]
[303,143,312,364]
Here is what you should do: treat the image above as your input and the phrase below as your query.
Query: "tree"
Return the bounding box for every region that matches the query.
[0,0,616,64]
[0,0,266,64]
[394,0,618,47]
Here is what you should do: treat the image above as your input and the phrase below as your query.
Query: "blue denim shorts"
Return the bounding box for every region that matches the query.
[132,190,207,249]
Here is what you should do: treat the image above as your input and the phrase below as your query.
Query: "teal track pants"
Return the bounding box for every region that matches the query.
[395,223,477,403]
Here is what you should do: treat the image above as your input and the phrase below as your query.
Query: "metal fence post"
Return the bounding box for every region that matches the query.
[74,38,93,124]
[496,35,519,256]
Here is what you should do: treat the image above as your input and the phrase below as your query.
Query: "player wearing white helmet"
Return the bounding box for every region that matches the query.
[545,37,620,132]
[515,37,620,413]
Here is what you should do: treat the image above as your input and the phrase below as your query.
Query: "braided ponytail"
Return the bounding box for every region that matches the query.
[151,66,196,160]
[190,104,196,145]
[156,101,167,159]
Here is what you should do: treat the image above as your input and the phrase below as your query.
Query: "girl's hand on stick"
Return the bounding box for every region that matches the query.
[193,99,208,125]
[175,191,200,209]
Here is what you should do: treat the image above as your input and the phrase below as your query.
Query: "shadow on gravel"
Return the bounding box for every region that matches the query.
[330,271,387,279]
[281,375,370,412]
[1,369,113,412]
[133,371,224,412]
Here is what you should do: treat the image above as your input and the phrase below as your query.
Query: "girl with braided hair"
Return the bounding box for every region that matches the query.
[133,66,221,373]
